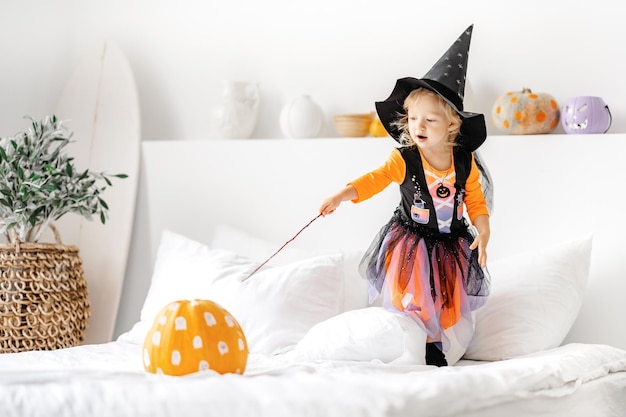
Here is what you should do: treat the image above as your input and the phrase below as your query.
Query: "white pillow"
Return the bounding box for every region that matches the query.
[463,235,592,361]
[288,307,426,365]
[121,230,344,354]
[211,223,369,312]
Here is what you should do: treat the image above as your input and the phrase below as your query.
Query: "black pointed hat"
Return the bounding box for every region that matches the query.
[375,24,486,151]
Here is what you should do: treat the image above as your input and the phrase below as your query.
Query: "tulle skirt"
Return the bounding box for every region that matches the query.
[360,210,490,352]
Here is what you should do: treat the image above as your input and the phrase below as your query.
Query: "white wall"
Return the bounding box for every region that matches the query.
[1,0,625,140]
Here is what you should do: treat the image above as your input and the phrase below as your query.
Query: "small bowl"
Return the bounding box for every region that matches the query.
[333,113,374,137]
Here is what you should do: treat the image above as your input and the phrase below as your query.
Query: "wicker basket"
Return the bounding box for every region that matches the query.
[332,113,374,137]
[0,226,90,353]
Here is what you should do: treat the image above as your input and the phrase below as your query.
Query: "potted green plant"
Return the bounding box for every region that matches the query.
[0,115,126,353]
[0,115,126,243]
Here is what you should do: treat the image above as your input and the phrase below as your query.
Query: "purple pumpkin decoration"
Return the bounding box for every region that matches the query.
[561,96,612,134]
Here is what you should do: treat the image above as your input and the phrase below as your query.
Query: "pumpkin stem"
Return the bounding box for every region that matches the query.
[522,87,532,93]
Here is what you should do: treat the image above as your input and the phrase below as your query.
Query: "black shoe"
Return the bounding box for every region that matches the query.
[425,342,448,367]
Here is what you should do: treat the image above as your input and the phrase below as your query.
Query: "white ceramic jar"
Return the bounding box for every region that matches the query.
[279,95,324,138]
[212,80,260,139]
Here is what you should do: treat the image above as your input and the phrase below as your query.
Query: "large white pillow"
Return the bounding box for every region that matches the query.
[211,223,369,312]
[463,235,592,361]
[121,230,344,354]
[287,307,427,365]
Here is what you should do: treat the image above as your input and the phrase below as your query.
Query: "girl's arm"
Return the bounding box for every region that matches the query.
[319,149,406,216]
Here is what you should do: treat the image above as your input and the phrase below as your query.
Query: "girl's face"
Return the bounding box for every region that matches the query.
[406,93,454,152]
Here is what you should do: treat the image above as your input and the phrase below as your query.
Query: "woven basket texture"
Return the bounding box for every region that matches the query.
[0,241,90,353]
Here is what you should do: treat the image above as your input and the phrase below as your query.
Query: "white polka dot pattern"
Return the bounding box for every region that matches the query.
[204,312,217,326]
[174,316,187,330]
[171,350,181,365]
[152,331,161,346]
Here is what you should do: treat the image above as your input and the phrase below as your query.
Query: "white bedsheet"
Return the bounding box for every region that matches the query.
[0,341,624,417]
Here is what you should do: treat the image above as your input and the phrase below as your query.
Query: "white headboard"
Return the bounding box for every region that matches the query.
[115,135,626,350]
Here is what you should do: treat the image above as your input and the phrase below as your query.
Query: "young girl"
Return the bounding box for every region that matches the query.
[319,25,491,366]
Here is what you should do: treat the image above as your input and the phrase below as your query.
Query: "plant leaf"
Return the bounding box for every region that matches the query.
[0,115,127,241]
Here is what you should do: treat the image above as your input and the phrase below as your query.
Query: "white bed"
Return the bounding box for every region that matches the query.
[1,135,625,417]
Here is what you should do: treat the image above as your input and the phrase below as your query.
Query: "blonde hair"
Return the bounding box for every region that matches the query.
[393,88,462,146]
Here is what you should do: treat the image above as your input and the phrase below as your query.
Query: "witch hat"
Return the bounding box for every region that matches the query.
[375,24,486,151]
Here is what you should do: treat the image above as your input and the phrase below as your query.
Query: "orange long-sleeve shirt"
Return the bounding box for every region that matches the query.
[349,148,489,224]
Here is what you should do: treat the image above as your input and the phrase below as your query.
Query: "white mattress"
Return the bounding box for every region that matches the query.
[0,341,624,417]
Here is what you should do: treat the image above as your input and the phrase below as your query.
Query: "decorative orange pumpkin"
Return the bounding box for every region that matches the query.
[369,117,389,137]
[491,88,560,134]
[143,299,248,376]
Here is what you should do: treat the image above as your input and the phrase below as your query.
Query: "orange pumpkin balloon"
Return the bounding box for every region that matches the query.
[143,299,248,376]
[491,88,560,134]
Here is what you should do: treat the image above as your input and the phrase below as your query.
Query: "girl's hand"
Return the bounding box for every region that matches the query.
[319,196,341,216]
[469,233,488,268]
[469,214,490,268]
[319,185,358,216]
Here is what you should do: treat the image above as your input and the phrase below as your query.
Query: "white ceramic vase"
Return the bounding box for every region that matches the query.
[212,81,260,139]
[280,95,324,138]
